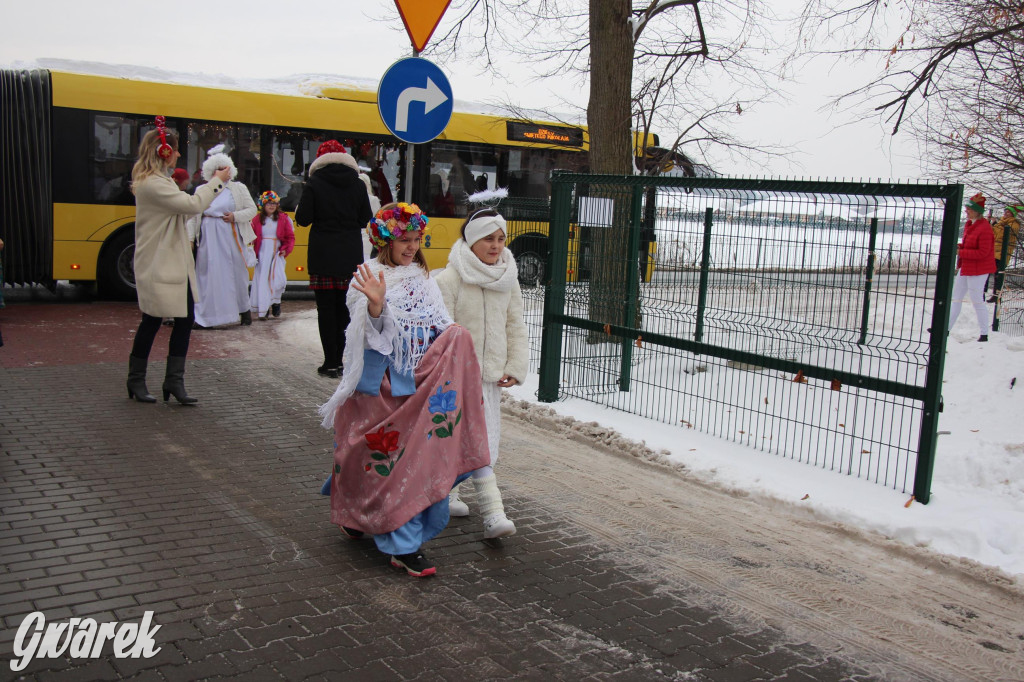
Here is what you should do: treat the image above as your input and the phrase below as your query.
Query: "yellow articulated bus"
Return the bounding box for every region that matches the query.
[1,67,658,297]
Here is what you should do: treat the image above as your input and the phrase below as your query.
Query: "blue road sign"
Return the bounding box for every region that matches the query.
[377,57,453,145]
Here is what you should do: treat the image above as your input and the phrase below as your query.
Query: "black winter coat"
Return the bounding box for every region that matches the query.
[295,156,372,279]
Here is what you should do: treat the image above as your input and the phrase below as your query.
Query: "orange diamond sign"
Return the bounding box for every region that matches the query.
[395,0,452,53]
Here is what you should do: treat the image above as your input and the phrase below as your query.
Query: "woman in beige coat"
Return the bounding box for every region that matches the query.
[127,125,230,404]
[434,207,529,539]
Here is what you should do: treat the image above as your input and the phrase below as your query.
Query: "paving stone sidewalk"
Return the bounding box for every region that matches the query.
[0,301,876,681]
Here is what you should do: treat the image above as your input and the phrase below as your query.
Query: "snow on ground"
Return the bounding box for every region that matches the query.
[507,317,1024,580]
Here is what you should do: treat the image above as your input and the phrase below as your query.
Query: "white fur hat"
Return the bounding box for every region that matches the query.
[201,144,238,181]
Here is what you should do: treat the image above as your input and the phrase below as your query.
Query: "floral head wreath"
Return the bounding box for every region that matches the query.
[257,190,281,208]
[367,202,429,249]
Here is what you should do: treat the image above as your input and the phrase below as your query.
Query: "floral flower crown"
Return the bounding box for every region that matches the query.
[367,202,429,248]
[257,190,280,208]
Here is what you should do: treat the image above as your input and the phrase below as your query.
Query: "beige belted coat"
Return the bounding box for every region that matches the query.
[132,174,224,317]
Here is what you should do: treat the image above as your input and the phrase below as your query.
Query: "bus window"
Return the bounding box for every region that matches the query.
[236,126,261,199]
[344,139,401,207]
[501,147,587,200]
[271,132,402,212]
[92,114,138,204]
[429,141,498,217]
[181,122,260,199]
[270,131,308,211]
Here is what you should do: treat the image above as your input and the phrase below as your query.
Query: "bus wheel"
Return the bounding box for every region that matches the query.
[98,229,138,300]
[511,236,547,287]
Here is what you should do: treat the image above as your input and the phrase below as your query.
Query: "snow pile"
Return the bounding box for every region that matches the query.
[4,58,571,121]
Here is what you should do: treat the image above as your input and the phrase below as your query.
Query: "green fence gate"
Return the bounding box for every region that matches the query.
[537,173,963,504]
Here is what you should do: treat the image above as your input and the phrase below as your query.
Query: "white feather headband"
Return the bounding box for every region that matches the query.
[466,187,508,205]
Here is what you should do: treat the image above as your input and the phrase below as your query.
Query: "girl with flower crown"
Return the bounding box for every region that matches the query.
[318,202,491,577]
[249,191,295,320]
[434,204,528,539]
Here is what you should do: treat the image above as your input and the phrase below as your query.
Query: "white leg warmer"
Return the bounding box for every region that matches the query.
[472,474,516,538]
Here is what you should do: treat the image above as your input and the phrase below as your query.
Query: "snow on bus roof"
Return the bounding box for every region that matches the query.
[5,57,578,123]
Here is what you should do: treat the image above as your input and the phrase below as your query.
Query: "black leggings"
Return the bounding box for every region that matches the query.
[131,288,195,360]
[314,288,350,369]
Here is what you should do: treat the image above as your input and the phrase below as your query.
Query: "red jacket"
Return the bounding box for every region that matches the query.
[251,212,296,257]
[958,218,995,276]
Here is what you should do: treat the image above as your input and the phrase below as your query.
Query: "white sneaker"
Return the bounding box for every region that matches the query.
[449,490,470,517]
[483,513,516,539]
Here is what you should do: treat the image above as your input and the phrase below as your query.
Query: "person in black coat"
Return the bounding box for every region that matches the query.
[295,140,372,378]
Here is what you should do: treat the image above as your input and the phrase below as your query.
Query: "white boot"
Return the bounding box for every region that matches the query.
[449,484,469,517]
[472,474,516,538]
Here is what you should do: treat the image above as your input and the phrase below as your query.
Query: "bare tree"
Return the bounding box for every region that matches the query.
[426,0,777,174]
[421,0,779,338]
[796,0,1024,202]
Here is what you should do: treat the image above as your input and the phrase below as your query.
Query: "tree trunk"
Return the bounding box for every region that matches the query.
[588,0,635,175]
[586,0,636,344]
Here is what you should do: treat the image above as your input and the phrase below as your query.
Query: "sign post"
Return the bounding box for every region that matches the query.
[377,58,454,202]
[389,1,453,202]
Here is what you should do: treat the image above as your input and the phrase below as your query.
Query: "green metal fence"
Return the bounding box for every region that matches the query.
[992,224,1024,337]
[534,173,964,504]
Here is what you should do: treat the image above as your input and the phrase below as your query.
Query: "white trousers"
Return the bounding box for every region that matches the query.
[469,381,502,481]
[948,273,990,335]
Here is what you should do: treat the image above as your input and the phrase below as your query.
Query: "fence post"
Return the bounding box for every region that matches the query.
[858,218,878,345]
[914,185,963,504]
[538,175,572,402]
[619,182,645,391]
[992,222,1011,332]
[694,207,714,342]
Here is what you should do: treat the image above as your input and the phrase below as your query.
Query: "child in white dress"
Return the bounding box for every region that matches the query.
[249,191,296,319]
[434,206,529,539]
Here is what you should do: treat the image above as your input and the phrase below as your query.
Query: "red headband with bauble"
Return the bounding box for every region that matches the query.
[155,116,173,159]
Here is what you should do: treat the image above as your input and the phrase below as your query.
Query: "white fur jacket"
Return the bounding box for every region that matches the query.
[434,240,529,383]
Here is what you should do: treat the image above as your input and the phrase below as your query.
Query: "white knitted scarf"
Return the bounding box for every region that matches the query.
[318,261,452,428]
[446,238,519,292]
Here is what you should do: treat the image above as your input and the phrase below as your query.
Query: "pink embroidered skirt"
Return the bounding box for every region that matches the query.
[330,325,491,535]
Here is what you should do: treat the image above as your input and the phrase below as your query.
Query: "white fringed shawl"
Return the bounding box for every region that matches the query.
[318,261,452,428]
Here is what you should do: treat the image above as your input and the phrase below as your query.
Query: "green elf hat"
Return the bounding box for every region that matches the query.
[1007,205,1024,218]
[966,193,986,213]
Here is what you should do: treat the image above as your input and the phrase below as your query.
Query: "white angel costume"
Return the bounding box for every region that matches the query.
[190,148,258,328]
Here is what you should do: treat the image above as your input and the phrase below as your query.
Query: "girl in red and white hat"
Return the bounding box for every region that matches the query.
[948,193,996,341]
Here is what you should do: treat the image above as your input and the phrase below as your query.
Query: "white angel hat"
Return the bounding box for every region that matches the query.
[201,143,238,181]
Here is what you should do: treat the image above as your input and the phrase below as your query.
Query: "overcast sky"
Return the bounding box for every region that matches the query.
[1,0,922,180]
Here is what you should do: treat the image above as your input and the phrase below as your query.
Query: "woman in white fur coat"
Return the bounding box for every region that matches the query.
[189,146,258,328]
[434,207,529,539]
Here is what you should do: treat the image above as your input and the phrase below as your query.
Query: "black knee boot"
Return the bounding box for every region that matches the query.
[126,355,156,403]
[162,356,198,405]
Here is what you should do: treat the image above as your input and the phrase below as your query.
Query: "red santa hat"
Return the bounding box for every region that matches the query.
[316,140,347,157]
